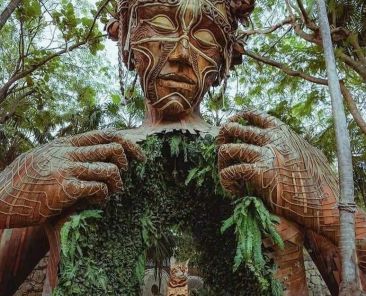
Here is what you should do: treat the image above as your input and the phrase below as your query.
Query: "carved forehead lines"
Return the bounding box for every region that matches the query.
[131,0,231,30]
[179,0,200,31]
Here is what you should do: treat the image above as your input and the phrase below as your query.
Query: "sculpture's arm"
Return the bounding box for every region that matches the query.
[216,110,342,241]
[0,129,144,229]
[217,111,366,287]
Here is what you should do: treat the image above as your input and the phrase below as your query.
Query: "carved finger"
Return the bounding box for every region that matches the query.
[68,130,145,162]
[68,162,123,194]
[218,143,263,170]
[220,163,259,195]
[62,179,108,205]
[67,130,112,147]
[113,137,145,162]
[217,122,268,145]
[229,109,282,129]
[67,143,128,171]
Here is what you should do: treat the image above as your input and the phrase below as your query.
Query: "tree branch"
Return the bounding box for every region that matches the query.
[295,0,318,31]
[244,50,366,135]
[0,0,110,105]
[284,0,366,85]
[244,49,328,85]
[285,0,322,45]
[85,0,111,41]
[348,35,366,63]
[0,0,22,31]
[239,17,293,37]
[0,35,105,105]
[339,82,366,135]
[337,51,366,82]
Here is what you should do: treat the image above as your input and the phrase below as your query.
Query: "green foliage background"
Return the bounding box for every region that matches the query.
[55,132,282,296]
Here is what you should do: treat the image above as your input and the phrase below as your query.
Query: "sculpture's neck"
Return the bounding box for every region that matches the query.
[143,102,206,128]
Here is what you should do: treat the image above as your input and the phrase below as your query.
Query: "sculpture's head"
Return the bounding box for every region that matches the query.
[112,0,254,124]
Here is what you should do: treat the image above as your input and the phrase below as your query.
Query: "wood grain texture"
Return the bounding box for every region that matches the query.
[0,226,48,296]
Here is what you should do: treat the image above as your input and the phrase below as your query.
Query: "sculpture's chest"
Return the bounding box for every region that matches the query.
[166,284,188,296]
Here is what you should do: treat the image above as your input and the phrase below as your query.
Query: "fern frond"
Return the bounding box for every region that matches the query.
[221,196,284,292]
[169,135,182,157]
[61,221,72,257]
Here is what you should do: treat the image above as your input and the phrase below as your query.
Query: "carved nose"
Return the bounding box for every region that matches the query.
[168,38,191,66]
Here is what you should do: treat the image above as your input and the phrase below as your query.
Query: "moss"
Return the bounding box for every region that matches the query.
[55,132,280,296]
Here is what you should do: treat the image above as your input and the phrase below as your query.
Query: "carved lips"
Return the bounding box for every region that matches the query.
[158,73,195,85]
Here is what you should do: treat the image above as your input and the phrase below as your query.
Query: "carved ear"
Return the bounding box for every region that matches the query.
[105,18,119,41]
[231,40,245,68]
[230,0,255,25]
[170,257,176,267]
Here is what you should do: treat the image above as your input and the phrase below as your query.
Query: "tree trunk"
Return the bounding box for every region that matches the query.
[316,0,360,294]
[0,0,22,31]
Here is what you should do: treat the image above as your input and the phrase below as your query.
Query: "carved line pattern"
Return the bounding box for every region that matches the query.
[217,110,366,273]
[0,131,143,229]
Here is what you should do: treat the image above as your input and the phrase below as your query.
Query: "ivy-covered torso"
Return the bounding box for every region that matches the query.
[55,131,279,296]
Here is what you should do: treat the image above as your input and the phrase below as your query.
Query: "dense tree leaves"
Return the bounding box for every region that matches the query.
[0,0,143,170]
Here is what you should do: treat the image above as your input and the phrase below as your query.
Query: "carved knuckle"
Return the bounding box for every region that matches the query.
[110,163,120,175]
[218,144,230,154]
[103,129,116,138]
[220,122,231,133]
[110,142,124,154]
[62,179,80,198]
[65,149,80,161]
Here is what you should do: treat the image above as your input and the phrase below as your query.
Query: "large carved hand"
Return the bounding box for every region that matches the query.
[0,130,144,229]
[217,110,341,235]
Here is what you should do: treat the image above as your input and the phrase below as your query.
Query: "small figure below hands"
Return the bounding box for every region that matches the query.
[0,129,145,229]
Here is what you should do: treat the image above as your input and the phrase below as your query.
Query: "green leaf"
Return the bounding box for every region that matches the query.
[221,216,234,234]
[221,196,283,282]
[185,168,199,185]
[111,94,121,105]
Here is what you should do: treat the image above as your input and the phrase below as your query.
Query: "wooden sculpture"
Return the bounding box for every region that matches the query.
[0,0,365,295]
[0,130,144,229]
[167,260,190,296]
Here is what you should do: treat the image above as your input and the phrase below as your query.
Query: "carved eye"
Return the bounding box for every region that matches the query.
[194,29,218,47]
[147,15,175,32]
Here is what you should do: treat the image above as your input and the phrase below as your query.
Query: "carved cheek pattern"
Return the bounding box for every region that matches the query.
[131,36,221,107]
[192,44,221,99]
[132,40,176,105]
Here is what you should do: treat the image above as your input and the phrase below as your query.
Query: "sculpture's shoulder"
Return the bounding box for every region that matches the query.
[119,128,149,143]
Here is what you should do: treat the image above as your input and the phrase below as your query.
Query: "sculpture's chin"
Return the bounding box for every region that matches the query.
[159,100,189,118]
[152,93,193,118]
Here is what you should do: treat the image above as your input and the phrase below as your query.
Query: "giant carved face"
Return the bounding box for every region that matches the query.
[126,0,232,120]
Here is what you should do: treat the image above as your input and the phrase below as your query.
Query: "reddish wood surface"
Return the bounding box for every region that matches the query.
[305,230,366,296]
[0,226,49,296]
